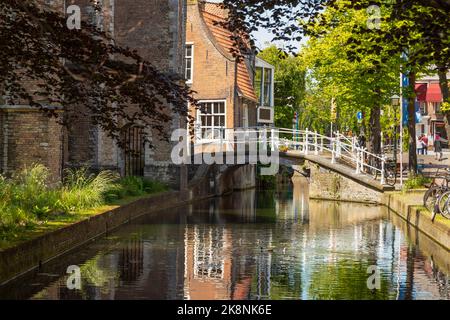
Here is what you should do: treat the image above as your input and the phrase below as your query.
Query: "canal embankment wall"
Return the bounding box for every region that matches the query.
[383,191,450,251]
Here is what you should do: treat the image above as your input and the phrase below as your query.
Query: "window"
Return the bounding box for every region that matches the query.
[433,102,441,114]
[197,101,226,140]
[185,44,194,83]
[255,68,262,103]
[420,102,428,116]
[86,2,104,30]
[263,68,272,106]
[255,66,274,107]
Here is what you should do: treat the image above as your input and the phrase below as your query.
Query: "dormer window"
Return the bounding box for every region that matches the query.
[255,57,275,107]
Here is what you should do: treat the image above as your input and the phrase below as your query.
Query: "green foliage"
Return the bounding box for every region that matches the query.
[104,176,168,202]
[404,175,431,191]
[0,165,168,240]
[58,168,119,214]
[298,4,401,135]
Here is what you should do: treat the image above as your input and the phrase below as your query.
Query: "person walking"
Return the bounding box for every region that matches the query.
[357,133,366,149]
[421,134,429,155]
[434,133,447,161]
[417,135,423,155]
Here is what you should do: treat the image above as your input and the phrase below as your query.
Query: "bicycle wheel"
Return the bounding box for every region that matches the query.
[438,191,450,219]
[424,186,440,212]
[384,165,396,186]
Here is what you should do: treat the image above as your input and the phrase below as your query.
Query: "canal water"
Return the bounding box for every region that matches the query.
[1,178,449,300]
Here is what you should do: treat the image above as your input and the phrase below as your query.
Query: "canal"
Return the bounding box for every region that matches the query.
[1,178,449,300]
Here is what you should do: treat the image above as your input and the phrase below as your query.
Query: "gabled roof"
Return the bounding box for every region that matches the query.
[200,2,257,102]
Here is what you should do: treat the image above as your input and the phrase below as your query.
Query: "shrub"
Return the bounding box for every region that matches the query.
[142,179,168,194]
[0,204,34,235]
[104,176,168,201]
[58,168,119,213]
[119,176,145,196]
[404,175,431,191]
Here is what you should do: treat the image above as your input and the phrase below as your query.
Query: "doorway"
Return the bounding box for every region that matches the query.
[123,126,145,176]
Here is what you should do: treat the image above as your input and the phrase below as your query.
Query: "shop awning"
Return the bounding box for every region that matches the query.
[415,83,427,102]
[426,83,443,102]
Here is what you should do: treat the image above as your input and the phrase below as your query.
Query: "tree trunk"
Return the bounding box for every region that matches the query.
[369,105,381,155]
[408,72,417,175]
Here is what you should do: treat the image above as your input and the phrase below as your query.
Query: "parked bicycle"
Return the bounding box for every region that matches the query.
[372,158,397,187]
[423,168,450,221]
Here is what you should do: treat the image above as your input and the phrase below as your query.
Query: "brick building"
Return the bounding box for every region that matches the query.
[0,0,187,186]
[186,1,274,144]
[415,71,450,146]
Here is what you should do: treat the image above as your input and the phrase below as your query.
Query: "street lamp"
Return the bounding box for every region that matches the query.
[391,95,400,165]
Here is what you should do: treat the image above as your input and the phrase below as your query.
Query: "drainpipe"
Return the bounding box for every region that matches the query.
[234,59,239,128]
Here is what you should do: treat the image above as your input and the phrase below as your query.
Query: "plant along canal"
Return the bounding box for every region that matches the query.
[1,178,449,300]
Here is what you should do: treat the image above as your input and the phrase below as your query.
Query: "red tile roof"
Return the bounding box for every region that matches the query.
[200,3,257,102]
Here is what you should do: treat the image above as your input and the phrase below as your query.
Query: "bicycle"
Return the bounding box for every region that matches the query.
[432,189,450,221]
[423,168,450,221]
[373,158,397,187]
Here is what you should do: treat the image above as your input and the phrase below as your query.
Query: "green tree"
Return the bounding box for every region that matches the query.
[223,0,450,175]
[299,5,401,154]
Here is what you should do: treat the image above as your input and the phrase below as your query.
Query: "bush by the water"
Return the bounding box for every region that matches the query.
[404,175,432,191]
[0,165,168,239]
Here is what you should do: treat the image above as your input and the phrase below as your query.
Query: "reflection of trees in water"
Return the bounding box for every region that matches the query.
[119,239,144,283]
[430,257,450,299]
[307,260,392,300]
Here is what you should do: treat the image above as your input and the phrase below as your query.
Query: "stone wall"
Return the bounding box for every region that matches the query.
[0,107,63,181]
[307,161,383,204]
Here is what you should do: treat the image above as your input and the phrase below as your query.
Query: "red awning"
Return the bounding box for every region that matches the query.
[426,83,443,102]
[415,83,427,102]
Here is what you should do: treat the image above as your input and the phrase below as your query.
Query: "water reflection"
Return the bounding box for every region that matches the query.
[0,178,449,300]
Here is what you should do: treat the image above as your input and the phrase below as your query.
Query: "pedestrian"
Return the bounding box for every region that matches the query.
[434,133,448,161]
[357,133,366,149]
[417,135,423,155]
[421,134,429,155]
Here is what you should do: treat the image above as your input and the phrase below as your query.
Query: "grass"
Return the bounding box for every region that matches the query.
[0,164,168,249]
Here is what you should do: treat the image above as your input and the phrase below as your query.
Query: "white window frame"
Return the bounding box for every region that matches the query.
[196,100,227,143]
[185,43,194,84]
[255,58,275,108]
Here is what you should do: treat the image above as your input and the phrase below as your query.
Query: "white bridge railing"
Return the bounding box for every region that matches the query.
[194,127,387,185]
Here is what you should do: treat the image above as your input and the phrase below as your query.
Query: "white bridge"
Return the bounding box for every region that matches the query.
[192,127,392,189]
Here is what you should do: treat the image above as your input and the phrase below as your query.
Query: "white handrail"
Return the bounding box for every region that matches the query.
[193,126,388,185]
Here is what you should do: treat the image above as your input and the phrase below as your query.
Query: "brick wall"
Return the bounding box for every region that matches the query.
[186,1,236,128]
[186,2,258,130]
[2,1,187,186]
[63,0,188,185]
[0,108,63,181]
